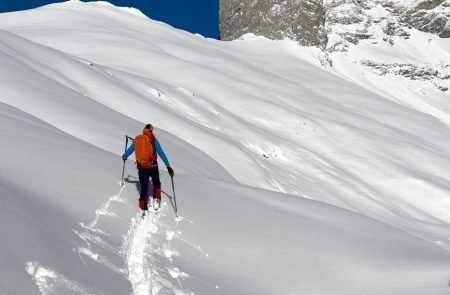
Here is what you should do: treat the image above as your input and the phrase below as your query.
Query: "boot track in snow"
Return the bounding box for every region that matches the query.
[26,183,191,295]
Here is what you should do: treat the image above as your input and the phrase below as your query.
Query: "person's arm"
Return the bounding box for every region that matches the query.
[122,143,135,160]
[155,140,174,176]
[155,139,170,167]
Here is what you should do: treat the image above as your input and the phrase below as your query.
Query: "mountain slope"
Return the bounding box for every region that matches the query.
[1,1,450,294]
[325,0,450,126]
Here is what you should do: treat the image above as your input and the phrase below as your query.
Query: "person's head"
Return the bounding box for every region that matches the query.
[143,123,154,134]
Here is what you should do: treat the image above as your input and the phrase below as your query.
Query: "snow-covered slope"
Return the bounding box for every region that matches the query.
[325,0,450,125]
[1,1,450,294]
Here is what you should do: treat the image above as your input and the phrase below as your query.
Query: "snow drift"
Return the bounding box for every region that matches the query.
[0,1,450,294]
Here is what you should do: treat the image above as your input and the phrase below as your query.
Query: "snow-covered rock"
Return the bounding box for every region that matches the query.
[324,0,450,129]
[219,0,450,101]
[385,0,450,37]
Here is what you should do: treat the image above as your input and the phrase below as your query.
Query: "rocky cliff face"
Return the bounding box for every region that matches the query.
[324,0,450,92]
[219,0,450,125]
[387,0,450,38]
[219,0,450,44]
[219,0,328,48]
[219,0,450,93]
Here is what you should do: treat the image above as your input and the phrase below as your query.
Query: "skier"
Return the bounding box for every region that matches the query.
[122,124,174,211]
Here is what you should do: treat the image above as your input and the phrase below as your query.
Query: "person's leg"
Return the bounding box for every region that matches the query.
[149,167,161,200]
[138,168,150,210]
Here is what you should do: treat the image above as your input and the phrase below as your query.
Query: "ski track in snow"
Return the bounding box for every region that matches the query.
[126,211,159,295]
[124,193,193,295]
[73,184,128,276]
[26,185,130,294]
[26,183,194,294]
[26,262,96,295]
[87,184,127,229]
[75,184,193,294]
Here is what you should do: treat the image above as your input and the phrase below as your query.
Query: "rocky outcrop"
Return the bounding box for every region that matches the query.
[382,0,450,38]
[219,0,449,47]
[219,0,328,48]
[361,61,450,91]
[219,0,450,92]
[324,0,450,91]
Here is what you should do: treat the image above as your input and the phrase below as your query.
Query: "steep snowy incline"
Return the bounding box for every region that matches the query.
[1,2,450,294]
[2,102,450,295]
[0,100,234,294]
[0,29,235,183]
[2,1,450,244]
[164,177,450,295]
[0,102,132,294]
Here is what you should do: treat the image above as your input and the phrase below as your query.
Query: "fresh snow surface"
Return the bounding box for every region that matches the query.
[1,1,450,294]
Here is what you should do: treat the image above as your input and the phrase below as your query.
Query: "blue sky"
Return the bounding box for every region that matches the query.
[0,0,219,39]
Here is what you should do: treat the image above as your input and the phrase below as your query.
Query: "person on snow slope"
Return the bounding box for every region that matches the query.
[122,124,174,210]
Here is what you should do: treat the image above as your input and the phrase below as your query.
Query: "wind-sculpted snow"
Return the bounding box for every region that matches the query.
[1,2,450,294]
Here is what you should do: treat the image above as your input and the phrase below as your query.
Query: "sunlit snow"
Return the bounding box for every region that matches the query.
[1,1,450,294]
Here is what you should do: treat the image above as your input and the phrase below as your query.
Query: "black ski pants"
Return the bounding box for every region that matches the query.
[138,166,161,201]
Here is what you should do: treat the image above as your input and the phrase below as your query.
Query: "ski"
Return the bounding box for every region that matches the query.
[153,198,161,211]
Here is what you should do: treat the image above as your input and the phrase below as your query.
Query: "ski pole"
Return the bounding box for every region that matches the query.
[171,176,178,215]
[120,160,126,187]
[120,135,129,187]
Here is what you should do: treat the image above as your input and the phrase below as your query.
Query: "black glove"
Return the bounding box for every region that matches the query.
[167,166,174,177]
[122,155,127,161]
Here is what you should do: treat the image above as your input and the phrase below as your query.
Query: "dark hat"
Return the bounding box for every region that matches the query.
[143,123,154,134]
